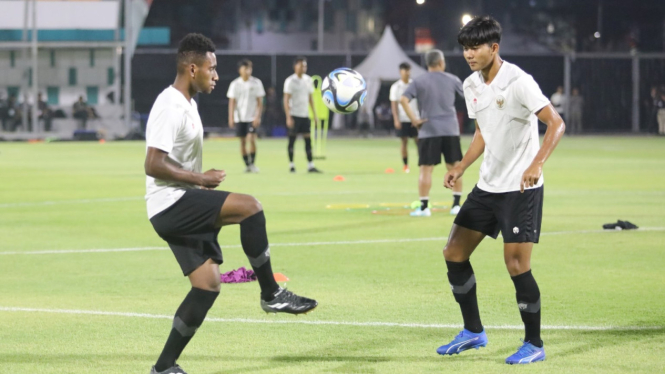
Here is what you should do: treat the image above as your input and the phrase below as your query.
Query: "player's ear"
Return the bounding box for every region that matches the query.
[491,43,499,54]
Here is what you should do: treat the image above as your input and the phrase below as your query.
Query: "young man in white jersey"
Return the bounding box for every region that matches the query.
[390,62,419,173]
[283,56,321,173]
[227,59,265,173]
[144,34,317,374]
[435,17,565,364]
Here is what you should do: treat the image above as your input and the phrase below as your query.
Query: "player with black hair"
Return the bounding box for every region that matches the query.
[283,56,321,173]
[390,62,419,173]
[145,34,317,374]
[436,16,565,364]
[227,58,265,172]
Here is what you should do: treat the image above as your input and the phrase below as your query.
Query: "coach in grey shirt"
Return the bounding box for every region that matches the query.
[400,49,465,216]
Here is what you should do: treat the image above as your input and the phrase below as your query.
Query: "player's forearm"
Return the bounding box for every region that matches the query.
[283,96,291,118]
[532,115,565,167]
[390,102,400,124]
[459,125,485,171]
[145,154,204,186]
[309,96,317,118]
[228,100,235,123]
[400,96,417,123]
[254,100,263,121]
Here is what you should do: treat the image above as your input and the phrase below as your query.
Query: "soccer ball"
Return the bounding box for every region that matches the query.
[321,68,367,114]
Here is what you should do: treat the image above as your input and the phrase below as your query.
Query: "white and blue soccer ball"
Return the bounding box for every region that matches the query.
[321,68,367,114]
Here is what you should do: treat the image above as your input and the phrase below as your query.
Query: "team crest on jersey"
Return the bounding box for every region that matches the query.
[496,95,505,109]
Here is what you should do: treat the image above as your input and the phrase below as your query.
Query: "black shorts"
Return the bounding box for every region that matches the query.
[289,116,311,136]
[454,185,544,243]
[397,122,418,138]
[235,122,256,138]
[150,189,230,276]
[418,136,463,166]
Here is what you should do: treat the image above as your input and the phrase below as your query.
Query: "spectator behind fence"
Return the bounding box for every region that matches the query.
[1,95,22,132]
[263,86,280,136]
[550,86,566,122]
[73,96,90,129]
[657,86,665,135]
[374,101,392,132]
[568,88,584,134]
[38,93,53,132]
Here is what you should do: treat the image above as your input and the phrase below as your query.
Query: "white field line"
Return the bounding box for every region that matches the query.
[0,191,414,209]
[0,227,663,256]
[0,306,660,331]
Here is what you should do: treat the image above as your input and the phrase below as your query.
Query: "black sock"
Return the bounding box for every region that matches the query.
[304,137,313,162]
[446,260,483,333]
[421,198,429,210]
[240,211,280,300]
[403,157,408,166]
[511,270,543,347]
[242,155,250,166]
[155,288,219,371]
[453,193,461,207]
[287,136,296,162]
[250,152,256,165]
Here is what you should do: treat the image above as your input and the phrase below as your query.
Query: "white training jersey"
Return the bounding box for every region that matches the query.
[463,61,550,193]
[227,76,266,122]
[389,79,419,123]
[145,86,204,218]
[283,73,314,118]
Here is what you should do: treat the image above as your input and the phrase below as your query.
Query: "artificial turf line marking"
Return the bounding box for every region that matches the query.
[0,191,415,208]
[1,227,663,255]
[0,306,662,331]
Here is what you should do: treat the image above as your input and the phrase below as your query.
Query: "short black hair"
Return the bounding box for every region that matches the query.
[457,15,502,48]
[177,33,215,67]
[399,62,411,70]
[238,58,252,69]
[293,56,307,66]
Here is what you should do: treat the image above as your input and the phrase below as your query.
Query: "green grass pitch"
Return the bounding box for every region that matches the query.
[0,136,664,373]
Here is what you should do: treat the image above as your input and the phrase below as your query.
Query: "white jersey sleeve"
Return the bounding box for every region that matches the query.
[463,83,476,119]
[226,79,237,99]
[146,106,183,153]
[283,76,293,95]
[514,75,549,114]
[257,79,266,97]
[389,82,400,102]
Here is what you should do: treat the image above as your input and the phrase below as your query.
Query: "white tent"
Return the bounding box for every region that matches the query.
[333,26,426,129]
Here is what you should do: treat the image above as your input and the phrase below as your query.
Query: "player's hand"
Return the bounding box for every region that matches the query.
[286,116,294,128]
[520,163,542,193]
[394,120,402,130]
[252,117,261,127]
[313,117,319,126]
[444,165,465,189]
[228,120,235,129]
[412,118,428,130]
[201,169,226,189]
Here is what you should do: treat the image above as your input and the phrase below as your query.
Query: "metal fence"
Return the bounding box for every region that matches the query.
[132,50,665,134]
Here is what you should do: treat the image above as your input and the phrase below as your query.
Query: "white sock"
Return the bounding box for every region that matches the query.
[290,162,295,168]
[308,161,315,168]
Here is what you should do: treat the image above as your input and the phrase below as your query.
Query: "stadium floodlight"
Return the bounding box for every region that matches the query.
[594,31,601,38]
[416,0,425,5]
[462,14,473,26]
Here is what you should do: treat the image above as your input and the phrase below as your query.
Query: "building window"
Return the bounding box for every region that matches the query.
[68,68,77,86]
[107,67,114,86]
[10,51,16,67]
[7,86,20,99]
[89,49,95,67]
[47,86,59,105]
[86,86,99,105]
[50,50,56,67]
[28,68,32,86]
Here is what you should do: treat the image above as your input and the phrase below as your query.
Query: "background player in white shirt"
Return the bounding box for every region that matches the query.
[144,34,317,374]
[227,59,265,173]
[390,62,419,173]
[283,56,321,173]
[436,16,565,364]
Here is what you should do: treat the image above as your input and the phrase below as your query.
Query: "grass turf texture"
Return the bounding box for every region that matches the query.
[0,136,664,373]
